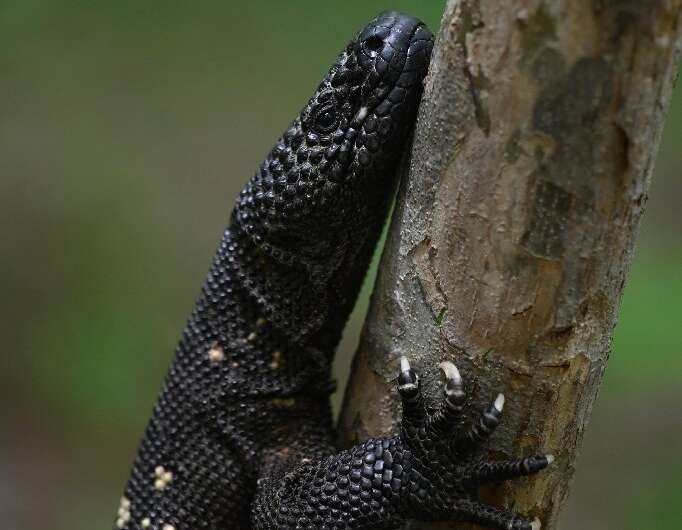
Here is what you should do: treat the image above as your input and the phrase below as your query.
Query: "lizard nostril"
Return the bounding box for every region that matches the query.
[364,35,384,53]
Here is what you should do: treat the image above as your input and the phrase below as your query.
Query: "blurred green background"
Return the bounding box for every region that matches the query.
[0,2,679,529]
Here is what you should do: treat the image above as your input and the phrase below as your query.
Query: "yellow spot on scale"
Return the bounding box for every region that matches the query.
[154,465,173,490]
[116,497,131,528]
[208,344,225,362]
[269,350,283,370]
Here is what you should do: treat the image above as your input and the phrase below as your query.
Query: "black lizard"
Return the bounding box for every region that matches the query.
[115,11,552,530]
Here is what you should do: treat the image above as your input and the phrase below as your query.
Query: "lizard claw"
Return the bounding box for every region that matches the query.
[396,358,551,530]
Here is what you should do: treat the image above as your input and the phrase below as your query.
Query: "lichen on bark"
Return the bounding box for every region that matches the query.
[339,0,681,528]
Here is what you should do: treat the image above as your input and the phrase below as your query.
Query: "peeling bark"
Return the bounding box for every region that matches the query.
[339,1,681,528]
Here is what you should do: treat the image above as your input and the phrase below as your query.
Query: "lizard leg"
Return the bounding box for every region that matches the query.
[465,455,554,487]
[397,360,551,528]
[428,361,466,435]
[397,356,428,428]
[251,361,552,530]
[453,392,505,454]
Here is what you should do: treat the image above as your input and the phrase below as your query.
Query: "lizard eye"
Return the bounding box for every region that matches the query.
[313,105,339,134]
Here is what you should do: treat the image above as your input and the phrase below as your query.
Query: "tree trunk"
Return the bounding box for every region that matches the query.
[338,1,681,528]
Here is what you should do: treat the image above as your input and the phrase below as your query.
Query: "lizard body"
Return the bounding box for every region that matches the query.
[116,12,550,530]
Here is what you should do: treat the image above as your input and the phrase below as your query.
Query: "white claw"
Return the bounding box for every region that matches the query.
[494,393,505,412]
[400,356,411,373]
[530,517,542,530]
[439,361,462,384]
[545,454,555,465]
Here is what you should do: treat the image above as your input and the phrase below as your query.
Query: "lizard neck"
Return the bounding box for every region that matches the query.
[228,218,376,356]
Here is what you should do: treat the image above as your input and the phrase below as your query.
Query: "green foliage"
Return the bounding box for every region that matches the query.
[607,247,682,395]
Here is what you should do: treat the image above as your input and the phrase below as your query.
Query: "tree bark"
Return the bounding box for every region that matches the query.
[339,1,681,528]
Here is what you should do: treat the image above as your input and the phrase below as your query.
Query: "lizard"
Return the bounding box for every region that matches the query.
[115,11,552,530]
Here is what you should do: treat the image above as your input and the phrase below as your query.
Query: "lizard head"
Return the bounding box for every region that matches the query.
[234,12,433,342]
[235,12,433,258]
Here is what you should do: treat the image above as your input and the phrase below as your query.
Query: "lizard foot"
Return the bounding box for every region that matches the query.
[396,357,551,530]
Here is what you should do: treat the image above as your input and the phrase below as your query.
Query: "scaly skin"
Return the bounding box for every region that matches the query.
[115,11,550,530]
